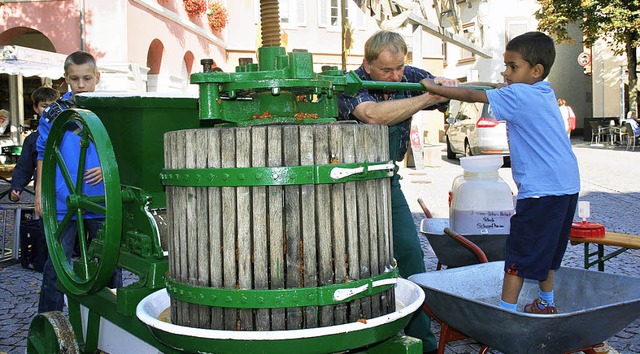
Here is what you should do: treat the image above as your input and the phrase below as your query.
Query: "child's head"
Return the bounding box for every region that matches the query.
[31,87,60,117]
[64,51,100,95]
[502,32,555,84]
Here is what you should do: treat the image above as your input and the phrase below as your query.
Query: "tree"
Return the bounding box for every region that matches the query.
[536,0,640,113]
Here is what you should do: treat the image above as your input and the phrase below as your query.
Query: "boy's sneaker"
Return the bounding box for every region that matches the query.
[524,298,558,314]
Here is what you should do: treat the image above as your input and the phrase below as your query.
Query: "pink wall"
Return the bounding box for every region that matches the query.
[0,0,81,55]
[1,0,226,81]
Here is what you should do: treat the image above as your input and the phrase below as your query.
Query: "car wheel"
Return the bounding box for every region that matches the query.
[446,137,456,159]
[464,141,473,157]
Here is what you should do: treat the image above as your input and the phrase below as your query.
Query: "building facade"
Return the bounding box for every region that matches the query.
[2,0,629,148]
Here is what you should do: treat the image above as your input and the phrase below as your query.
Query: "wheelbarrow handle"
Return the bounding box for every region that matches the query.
[443,227,489,264]
[417,198,433,219]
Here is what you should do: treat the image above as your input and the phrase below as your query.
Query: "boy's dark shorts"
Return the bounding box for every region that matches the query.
[504,193,579,281]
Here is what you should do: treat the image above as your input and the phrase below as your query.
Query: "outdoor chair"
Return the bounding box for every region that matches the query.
[589,121,609,145]
[621,121,637,151]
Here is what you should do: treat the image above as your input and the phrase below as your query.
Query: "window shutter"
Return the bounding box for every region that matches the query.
[348,0,364,29]
[318,0,329,27]
[296,0,306,25]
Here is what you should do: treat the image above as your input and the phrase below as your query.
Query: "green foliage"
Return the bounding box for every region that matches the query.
[536,0,640,111]
[536,0,640,54]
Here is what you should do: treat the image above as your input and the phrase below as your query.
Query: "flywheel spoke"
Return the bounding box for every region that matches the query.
[53,148,76,194]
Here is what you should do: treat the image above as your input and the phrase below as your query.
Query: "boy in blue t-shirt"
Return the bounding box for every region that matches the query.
[421,32,580,314]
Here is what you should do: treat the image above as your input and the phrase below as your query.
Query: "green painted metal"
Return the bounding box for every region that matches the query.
[42,109,123,295]
[120,186,165,260]
[27,312,79,354]
[340,70,494,96]
[166,267,398,308]
[160,160,394,187]
[65,291,180,353]
[32,43,446,353]
[145,314,415,354]
[75,94,209,209]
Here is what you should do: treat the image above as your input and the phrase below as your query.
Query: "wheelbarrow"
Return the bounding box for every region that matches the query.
[417,198,506,269]
[410,260,640,353]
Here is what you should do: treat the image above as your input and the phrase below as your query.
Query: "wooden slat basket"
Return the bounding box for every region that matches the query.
[163,123,396,330]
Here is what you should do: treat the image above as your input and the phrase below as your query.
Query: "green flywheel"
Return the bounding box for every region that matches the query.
[41,108,122,295]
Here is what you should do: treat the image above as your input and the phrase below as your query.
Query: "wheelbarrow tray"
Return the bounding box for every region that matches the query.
[420,219,506,267]
[409,261,640,354]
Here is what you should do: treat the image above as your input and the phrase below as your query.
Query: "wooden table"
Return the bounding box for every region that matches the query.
[569,232,640,271]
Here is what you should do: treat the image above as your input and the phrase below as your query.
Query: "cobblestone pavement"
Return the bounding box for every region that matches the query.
[0,138,638,353]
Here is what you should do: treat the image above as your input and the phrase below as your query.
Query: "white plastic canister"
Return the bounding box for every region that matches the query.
[449,155,514,235]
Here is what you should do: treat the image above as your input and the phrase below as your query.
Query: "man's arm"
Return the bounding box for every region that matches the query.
[349,76,459,125]
[350,92,448,125]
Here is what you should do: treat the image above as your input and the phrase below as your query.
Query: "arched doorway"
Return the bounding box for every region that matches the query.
[146,39,164,92]
[0,28,65,144]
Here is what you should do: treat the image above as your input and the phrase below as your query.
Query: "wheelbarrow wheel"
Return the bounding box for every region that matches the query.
[27,311,79,354]
[41,109,122,295]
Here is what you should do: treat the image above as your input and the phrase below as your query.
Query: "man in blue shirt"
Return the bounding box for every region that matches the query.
[338,30,457,354]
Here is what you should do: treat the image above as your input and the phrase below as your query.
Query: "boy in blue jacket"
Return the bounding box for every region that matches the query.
[36,51,121,313]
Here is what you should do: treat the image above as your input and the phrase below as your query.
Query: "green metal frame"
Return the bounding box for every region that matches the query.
[167,267,398,308]
[160,161,394,187]
[581,243,630,271]
[30,41,479,352]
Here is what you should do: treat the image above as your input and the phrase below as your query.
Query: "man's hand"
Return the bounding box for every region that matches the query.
[84,167,103,186]
[433,76,460,88]
[420,77,438,92]
[9,190,20,202]
[421,76,459,93]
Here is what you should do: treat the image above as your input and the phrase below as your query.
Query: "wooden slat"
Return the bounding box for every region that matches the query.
[341,124,361,322]
[164,132,178,325]
[221,128,238,330]
[206,128,224,329]
[251,126,270,330]
[184,130,200,327]
[267,125,285,330]
[376,124,394,313]
[175,131,190,326]
[330,124,347,325]
[235,127,253,330]
[354,126,372,319]
[194,129,211,328]
[314,125,334,327]
[299,125,318,328]
[283,125,302,330]
[364,125,381,317]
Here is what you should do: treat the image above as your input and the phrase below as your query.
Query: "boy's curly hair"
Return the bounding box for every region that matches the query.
[506,32,555,80]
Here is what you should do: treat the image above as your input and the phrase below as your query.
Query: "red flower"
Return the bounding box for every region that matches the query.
[183,0,206,16]
[207,1,229,32]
